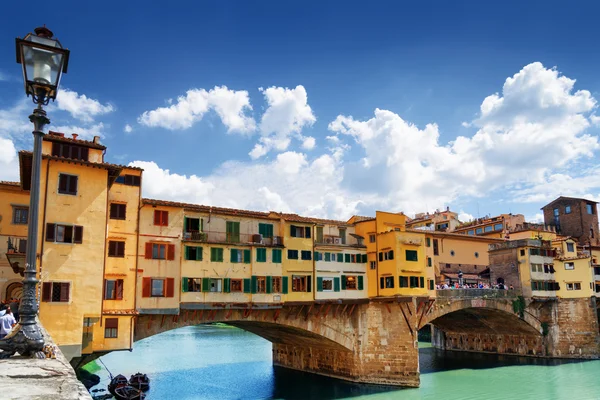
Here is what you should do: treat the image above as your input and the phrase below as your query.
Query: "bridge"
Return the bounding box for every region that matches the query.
[127,290,600,387]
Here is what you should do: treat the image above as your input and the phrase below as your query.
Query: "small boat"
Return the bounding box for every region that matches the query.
[108,374,129,396]
[129,373,150,392]
[114,385,146,400]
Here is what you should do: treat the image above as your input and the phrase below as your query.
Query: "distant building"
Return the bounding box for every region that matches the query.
[541,196,599,246]
[406,208,460,232]
[453,214,525,239]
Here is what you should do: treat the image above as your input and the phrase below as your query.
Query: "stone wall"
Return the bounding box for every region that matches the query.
[542,199,599,246]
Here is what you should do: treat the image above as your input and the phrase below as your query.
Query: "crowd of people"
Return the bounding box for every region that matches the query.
[437,282,514,290]
[0,299,20,339]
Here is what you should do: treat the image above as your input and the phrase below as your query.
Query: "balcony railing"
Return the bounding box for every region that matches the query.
[182,230,283,246]
[436,289,520,299]
[6,237,27,254]
[315,235,365,248]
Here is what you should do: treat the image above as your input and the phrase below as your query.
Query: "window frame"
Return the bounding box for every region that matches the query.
[57,173,78,196]
[104,318,118,339]
[41,281,70,303]
[109,203,127,220]
[288,249,299,260]
[108,240,125,258]
[12,206,28,225]
[153,210,169,227]
[151,279,165,297]
[405,250,418,262]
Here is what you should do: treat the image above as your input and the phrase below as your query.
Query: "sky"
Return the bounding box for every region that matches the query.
[1,0,600,223]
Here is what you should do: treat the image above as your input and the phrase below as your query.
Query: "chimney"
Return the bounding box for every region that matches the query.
[446,206,450,212]
[93,136,100,144]
[72,133,78,140]
[49,131,65,137]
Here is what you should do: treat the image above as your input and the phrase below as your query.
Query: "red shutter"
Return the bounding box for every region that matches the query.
[42,282,52,302]
[116,279,123,300]
[73,226,83,244]
[142,277,151,297]
[162,211,169,226]
[46,223,55,242]
[166,278,174,297]
[154,210,161,226]
[145,242,153,259]
[167,244,175,260]
[105,318,118,329]
[103,279,108,299]
[60,283,70,302]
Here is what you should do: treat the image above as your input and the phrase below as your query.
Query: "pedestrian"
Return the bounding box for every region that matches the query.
[0,307,17,339]
[9,299,19,323]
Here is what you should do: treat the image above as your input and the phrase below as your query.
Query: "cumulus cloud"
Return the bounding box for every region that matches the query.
[249,85,316,159]
[124,124,133,133]
[458,211,474,222]
[138,86,255,133]
[301,136,316,150]
[0,137,19,181]
[56,89,114,122]
[51,123,106,140]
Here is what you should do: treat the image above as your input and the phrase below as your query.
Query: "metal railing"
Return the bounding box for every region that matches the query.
[436,289,520,299]
[314,237,366,248]
[182,230,283,246]
[6,237,27,254]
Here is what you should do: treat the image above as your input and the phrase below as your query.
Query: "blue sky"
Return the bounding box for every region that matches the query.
[1,0,600,222]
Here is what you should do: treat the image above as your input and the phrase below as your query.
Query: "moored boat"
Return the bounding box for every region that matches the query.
[107,374,128,396]
[129,372,150,392]
[114,385,145,400]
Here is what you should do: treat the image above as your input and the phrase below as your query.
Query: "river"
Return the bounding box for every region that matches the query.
[86,325,600,400]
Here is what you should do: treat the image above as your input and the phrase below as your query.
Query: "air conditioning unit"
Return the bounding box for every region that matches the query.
[326,237,333,244]
[333,238,341,244]
[273,237,281,245]
[252,234,263,244]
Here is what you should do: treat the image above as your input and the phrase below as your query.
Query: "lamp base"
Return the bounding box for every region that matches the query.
[0,323,45,359]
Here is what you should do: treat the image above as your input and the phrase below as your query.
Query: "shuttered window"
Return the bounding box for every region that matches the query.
[104,318,118,338]
[58,173,78,195]
[104,279,124,300]
[185,246,203,261]
[301,250,312,260]
[45,223,83,244]
[287,250,298,260]
[399,276,408,288]
[42,282,70,302]
[145,243,175,260]
[108,241,125,257]
[109,203,126,220]
[258,223,274,238]
[142,278,174,297]
[210,248,224,262]
[153,210,169,226]
[256,248,267,262]
[272,249,282,263]
[226,221,240,243]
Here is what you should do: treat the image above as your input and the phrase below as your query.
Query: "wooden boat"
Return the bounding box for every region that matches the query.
[128,373,150,392]
[114,385,145,400]
[107,374,128,396]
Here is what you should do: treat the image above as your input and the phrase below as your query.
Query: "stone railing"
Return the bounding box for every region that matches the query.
[436,289,521,299]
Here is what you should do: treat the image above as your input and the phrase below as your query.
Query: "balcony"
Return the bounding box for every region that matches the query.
[182,230,283,246]
[5,237,27,277]
[7,237,27,254]
[315,234,366,248]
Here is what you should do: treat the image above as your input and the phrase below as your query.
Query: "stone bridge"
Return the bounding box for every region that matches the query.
[130,291,600,388]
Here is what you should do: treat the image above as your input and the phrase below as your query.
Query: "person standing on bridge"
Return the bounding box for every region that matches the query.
[0,307,17,339]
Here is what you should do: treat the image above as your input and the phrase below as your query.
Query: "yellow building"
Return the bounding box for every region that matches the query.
[454,213,525,238]
[552,237,594,298]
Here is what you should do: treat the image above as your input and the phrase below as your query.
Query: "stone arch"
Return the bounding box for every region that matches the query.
[4,280,23,301]
[420,298,543,335]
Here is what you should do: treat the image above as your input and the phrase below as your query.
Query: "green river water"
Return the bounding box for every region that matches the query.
[87,325,600,400]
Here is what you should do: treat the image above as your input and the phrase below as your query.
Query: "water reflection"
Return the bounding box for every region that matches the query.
[89,325,600,400]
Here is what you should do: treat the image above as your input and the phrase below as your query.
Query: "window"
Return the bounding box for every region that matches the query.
[58,173,78,195]
[320,277,334,292]
[336,253,344,262]
[474,252,479,258]
[144,242,175,260]
[566,282,582,291]
[184,217,202,232]
[272,249,282,263]
[185,246,203,261]
[529,248,541,256]
[288,250,299,260]
[230,249,251,263]
[104,318,118,339]
[210,248,224,262]
[565,262,575,270]
[108,241,125,257]
[51,142,89,161]
[110,203,126,220]
[409,276,420,288]
[301,250,312,260]
[324,252,331,262]
[436,223,449,231]
[45,223,83,244]
[399,276,408,287]
[565,205,571,214]
[183,278,202,292]
[543,264,556,273]
[41,282,70,302]
[115,174,141,186]
[475,228,483,234]
[378,250,394,261]
[210,278,222,292]
[427,257,432,267]
[142,277,174,297]
[154,210,168,226]
[369,234,376,243]
[256,248,267,262]
[468,230,474,235]
[152,279,164,296]
[153,244,166,260]
[433,239,439,256]
[230,279,243,292]
[12,206,28,224]
[290,225,311,238]
[315,251,323,261]
[380,276,395,289]
[566,242,575,252]
[258,223,274,238]
[425,237,431,247]
[531,263,543,273]
[520,249,525,256]
[370,261,376,270]
[272,277,282,293]
[554,208,560,217]
[316,226,324,243]
[104,279,124,300]
[587,204,594,214]
[494,223,503,231]
[226,221,240,242]
[484,226,493,232]
[405,250,418,262]
[339,228,346,244]
[292,275,311,292]
[429,279,434,290]
[343,275,358,290]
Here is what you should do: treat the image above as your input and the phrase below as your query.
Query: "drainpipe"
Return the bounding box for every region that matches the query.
[38,159,51,298]
[100,177,110,329]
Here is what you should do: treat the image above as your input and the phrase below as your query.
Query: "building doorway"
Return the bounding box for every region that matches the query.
[5,282,23,301]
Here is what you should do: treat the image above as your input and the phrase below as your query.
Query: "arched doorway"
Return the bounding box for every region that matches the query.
[5,282,23,301]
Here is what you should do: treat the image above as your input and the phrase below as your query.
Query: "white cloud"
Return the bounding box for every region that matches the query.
[51,123,106,140]
[458,211,474,222]
[526,213,545,223]
[138,86,255,133]
[56,89,114,122]
[124,124,133,133]
[0,137,19,181]
[301,136,316,150]
[249,85,316,159]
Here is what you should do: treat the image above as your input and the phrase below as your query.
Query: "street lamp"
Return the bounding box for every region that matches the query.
[0,26,69,359]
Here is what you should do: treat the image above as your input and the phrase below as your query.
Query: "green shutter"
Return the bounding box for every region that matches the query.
[202,277,210,292]
[334,277,340,292]
[341,275,347,290]
[231,249,238,263]
[420,276,425,288]
[314,251,319,261]
[426,237,430,247]
[211,248,217,262]
[317,277,323,292]
[272,249,282,264]
[184,217,188,232]
[266,276,273,294]
[224,278,231,293]
[325,252,331,262]
[197,247,203,261]
[251,276,258,294]
[182,277,188,292]
[429,280,434,290]
[200,218,204,232]
[282,276,289,294]
[427,257,432,267]
[337,253,343,262]
[358,276,364,290]
[243,278,251,293]
[344,254,350,263]
[244,249,251,264]
[218,248,224,262]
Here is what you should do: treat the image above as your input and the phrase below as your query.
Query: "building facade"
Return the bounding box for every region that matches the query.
[542,196,599,246]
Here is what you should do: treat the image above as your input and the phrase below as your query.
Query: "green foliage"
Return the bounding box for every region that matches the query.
[512,295,526,318]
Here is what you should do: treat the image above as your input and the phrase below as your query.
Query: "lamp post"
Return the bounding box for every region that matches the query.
[0,26,69,359]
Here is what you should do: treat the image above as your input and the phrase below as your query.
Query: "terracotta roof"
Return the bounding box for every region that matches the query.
[0,181,20,186]
[351,215,376,223]
[270,212,350,226]
[19,151,142,171]
[405,229,505,242]
[45,131,106,150]
[103,309,139,315]
[142,198,276,220]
